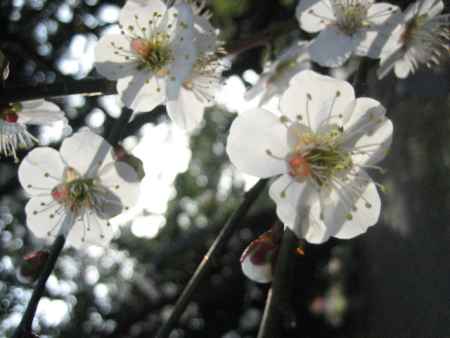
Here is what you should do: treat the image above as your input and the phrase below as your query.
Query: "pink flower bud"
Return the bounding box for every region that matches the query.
[240,225,284,283]
[17,250,49,284]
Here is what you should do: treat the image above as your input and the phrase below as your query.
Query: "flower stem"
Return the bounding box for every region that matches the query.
[11,107,133,338]
[11,234,66,338]
[257,228,299,338]
[106,107,134,145]
[0,78,116,104]
[155,179,268,338]
[352,58,372,97]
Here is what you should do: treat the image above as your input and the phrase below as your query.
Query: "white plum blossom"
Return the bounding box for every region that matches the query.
[377,0,450,79]
[18,129,140,248]
[95,0,196,113]
[296,0,400,67]
[0,99,67,162]
[227,70,393,244]
[166,0,228,131]
[245,41,311,107]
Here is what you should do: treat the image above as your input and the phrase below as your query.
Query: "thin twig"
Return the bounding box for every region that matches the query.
[257,228,298,338]
[0,78,116,104]
[11,107,133,338]
[106,107,134,145]
[155,179,268,338]
[352,58,372,97]
[226,18,298,56]
[12,235,66,338]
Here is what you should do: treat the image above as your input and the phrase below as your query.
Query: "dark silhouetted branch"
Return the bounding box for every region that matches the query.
[0,78,116,104]
[257,228,298,338]
[155,179,268,338]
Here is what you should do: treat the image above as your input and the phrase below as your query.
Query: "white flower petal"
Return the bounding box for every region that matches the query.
[119,0,167,30]
[355,29,394,59]
[95,34,139,80]
[18,100,65,125]
[269,175,328,244]
[280,70,355,132]
[117,72,166,112]
[394,58,412,78]
[428,0,444,18]
[166,87,207,131]
[246,41,311,105]
[18,147,66,195]
[25,196,68,239]
[226,108,289,178]
[241,255,272,284]
[296,0,335,33]
[366,3,400,25]
[377,46,405,79]
[166,5,196,101]
[351,118,393,166]
[66,211,114,248]
[269,175,307,231]
[322,171,381,239]
[341,97,385,132]
[97,161,140,212]
[416,0,444,17]
[340,98,392,165]
[60,129,114,178]
[309,26,355,67]
[287,123,312,151]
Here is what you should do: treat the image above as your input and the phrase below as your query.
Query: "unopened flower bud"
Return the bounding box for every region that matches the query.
[17,250,49,284]
[240,225,283,283]
[0,50,9,81]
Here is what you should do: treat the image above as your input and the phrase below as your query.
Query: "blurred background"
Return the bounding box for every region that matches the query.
[1,0,450,337]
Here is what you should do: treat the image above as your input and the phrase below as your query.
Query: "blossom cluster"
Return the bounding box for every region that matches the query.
[0,0,448,286]
[95,0,227,131]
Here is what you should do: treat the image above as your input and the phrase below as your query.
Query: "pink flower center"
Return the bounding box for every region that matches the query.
[0,104,19,123]
[288,154,311,178]
[131,38,152,58]
[51,184,69,202]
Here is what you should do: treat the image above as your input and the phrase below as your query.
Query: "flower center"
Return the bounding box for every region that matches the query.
[289,129,352,185]
[0,103,22,123]
[131,35,172,74]
[52,167,95,212]
[335,4,368,35]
